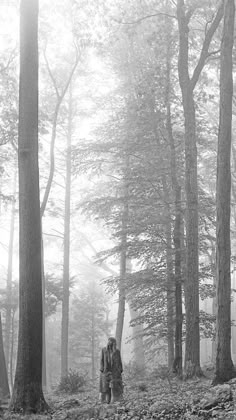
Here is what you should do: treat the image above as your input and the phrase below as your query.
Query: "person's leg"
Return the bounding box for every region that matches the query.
[110,387,115,403]
[100,392,107,403]
[111,378,123,403]
[106,388,111,404]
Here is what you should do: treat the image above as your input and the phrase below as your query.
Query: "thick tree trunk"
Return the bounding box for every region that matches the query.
[4,167,16,373]
[213,0,235,385]
[10,0,47,412]
[183,91,201,377]
[177,0,223,378]
[0,313,10,398]
[61,84,72,378]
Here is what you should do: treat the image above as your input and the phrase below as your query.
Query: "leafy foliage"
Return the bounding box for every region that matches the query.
[57,369,87,394]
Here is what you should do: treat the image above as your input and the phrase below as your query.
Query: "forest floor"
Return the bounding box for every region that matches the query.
[1,368,236,419]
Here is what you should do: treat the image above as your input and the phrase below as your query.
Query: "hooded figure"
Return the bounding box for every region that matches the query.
[99,337,123,403]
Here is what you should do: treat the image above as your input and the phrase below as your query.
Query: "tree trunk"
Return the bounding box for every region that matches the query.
[9,310,16,391]
[164,14,183,376]
[41,242,46,387]
[213,0,235,385]
[115,158,129,351]
[176,0,223,378]
[91,309,95,384]
[40,51,79,217]
[115,223,127,351]
[164,193,175,369]
[207,241,216,363]
[40,41,79,384]
[4,167,17,374]
[10,0,47,412]
[182,90,201,377]
[173,186,183,376]
[61,83,72,378]
[129,305,145,373]
[0,313,10,398]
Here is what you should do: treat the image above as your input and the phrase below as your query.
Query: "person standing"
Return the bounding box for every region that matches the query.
[99,337,123,403]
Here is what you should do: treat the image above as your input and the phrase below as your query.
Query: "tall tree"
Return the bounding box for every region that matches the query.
[39,24,79,388]
[163,1,183,376]
[10,0,48,412]
[61,83,73,378]
[213,0,235,385]
[115,171,129,351]
[176,0,223,377]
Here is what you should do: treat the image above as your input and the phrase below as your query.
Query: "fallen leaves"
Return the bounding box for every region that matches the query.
[1,373,236,419]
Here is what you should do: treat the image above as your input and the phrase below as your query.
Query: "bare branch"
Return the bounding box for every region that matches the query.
[43,49,60,99]
[206,48,221,62]
[190,1,224,90]
[40,48,80,217]
[186,7,197,23]
[81,232,118,276]
[0,47,17,74]
[60,48,80,99]
[10,139,18,153]
[111,12,177,26]
[43,232,63,240]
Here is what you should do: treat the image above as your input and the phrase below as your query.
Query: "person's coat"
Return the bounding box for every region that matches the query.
[100,347,123,376]
[99,347,123,394]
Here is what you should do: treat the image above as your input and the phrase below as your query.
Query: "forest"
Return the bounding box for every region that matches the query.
[0,0,236,419]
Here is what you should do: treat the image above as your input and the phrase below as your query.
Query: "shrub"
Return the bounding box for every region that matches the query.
[123,361,145,381]
[57,369,87,394]
[137,382,148,392]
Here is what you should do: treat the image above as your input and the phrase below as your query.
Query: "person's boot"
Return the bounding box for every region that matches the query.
[106,389,111,404]
[100,393,106,403]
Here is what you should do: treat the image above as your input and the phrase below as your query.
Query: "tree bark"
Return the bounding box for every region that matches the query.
[61,83,72,378]
[10,0,47,412]
[213,0,235,385]
[177,0,223,378]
